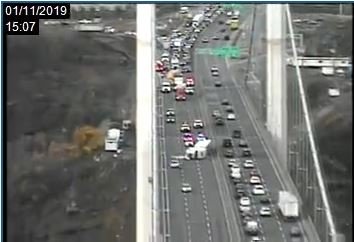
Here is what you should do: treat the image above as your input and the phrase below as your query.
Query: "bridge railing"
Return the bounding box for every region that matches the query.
[286,5,342,242]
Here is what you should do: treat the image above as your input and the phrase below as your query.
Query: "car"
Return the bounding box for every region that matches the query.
[184,137,195,147]
[193,119,204,129]
[212,70,219,77]
[221,99,230,105]
[170,159,180,168]
[181,183,192,193]
[226,19,232,25]
[230,170,241,180]
[290,226,301,237]
[166,117,176,123]
[225,105,234,113]
[202,38,209,43]
[186,76,195,86]
[242,215,253,226]
[240,205,251,212]
[259,195,271,204]
[224,149,234,158]
[232,129,242,138]
[239,139,248,147]
[220,28,226,33]
[227,113,236,120]
[194,28,201,33]
[160,82,172,93]
[250,169,260,177]
[227,11,233,17]
[228,158,240,168]
[179,61,187,66]
[212,35,220,40]
[180,123,191,132]
[166,109,175,117]
[223,138,233,147]
[182,66,192,73]
[242,148,252,157]
[243,159,255,168]
[218,20,224,25]
[215,117,225,126]
[211,66,219,72]
[259,206,272,216]
[234,189,246,199]
[224,35,230,40]
[185,87,195,95]
[250,236,264,242]
[196,132,208,141]
[252,185,266,195]
[249,175,261,184]
[212,110,221,117]
[240,197,251,207]
[214,80,222,86]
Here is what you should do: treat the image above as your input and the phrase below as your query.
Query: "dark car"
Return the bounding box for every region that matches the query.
[215,117,224,126]
[290,226,301,237]
[224,149,234,158]
[224,35,230,40]
[232,130,242,138]
[242,148,252,157]
[220,28,226,33]
[218,20,224,25]
[221,99,230,105]
[223,138,233,148]
[259,196,271,204]
[239,139,248,147]
[215,81,222,87]
[225,105,234,113]
[234,189,245,199]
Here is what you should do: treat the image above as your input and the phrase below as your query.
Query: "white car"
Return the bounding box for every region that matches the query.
[240,196,251,206]
[252,185,266,195]
[227,113,236,120]
[230,171,241,179]
[170,159,180,168]
[243,159,255,168]
[227,11,233,17]
[249,175,261,185]
[180,123,191,132]
[181,183,192,192]
[212,70,219,76]
[161,82,172,93]
[240,205,251,212]
[228,158,240,168]
[328,88,340,97]
[193,120,204,129]
[196,133,207,141]
[259,206,272,216]
[211,66,219,72]
[166,109,175,116]
[185,87,195,95]
[194,28,201,33]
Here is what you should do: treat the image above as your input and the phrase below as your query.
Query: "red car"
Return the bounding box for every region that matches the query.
[155,61,166,73]
[185,74,195,86]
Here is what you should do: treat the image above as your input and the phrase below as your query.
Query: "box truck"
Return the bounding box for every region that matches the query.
[278,191,299,220]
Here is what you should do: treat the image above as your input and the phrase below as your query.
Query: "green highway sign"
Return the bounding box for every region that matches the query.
[222,4,245,11]
[196,46,241,58]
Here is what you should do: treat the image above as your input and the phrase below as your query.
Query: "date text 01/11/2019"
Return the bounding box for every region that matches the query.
[4,4,70,19]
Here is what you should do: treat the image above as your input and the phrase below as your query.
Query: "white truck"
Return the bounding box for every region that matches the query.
[185,139,211,160]
[278,191,299,220]
[105,128,120,152]
[192,14,204,28]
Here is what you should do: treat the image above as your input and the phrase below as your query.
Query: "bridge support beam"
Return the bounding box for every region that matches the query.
[137,4,157,242]
[266,4,288,166]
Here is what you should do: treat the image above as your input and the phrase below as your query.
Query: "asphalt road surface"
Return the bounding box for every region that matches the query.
[192,10,309,242]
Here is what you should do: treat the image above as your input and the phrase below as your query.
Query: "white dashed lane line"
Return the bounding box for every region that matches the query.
[195,160,213,242]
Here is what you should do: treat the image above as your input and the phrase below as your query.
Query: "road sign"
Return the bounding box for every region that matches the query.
[222,4,245,11]
[196,46,241,58]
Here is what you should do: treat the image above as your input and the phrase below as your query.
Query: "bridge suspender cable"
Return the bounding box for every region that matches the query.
[244,4,257,85]
[285,5,337,242]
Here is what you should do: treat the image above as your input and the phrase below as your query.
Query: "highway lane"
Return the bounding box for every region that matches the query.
[193,9,309,242]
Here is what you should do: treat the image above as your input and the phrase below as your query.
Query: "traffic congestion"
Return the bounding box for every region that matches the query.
[157,4,302,242]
